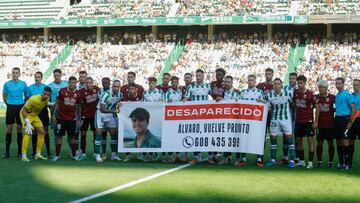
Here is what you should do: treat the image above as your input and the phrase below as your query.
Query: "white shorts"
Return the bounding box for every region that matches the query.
[95,111,118,129]
[270,119,293,136]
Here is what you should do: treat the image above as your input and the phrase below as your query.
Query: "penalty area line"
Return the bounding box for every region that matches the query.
[69,163,192,203]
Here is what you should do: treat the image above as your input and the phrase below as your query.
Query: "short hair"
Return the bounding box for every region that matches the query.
[35,71,43,78]
[336,77,345,84]
[225,75,233,81]
[129,108,150,123]
[195,69,204,74]
[53,69,62,74]
[148,77,157,83]
[12,67,20,72]
[297,75,307,82]
[113,79,121,85]
[215,68,226,75]
[247,74,256,80]
[127,71,136,77]
[128,82,137,88]
[102,77,110,82]
[170,76,179,81]
[79,71,87,75]
[184,73,192,77]
[274,78,282,83]
[44,86,52,93]
[353,79,360,83]
[68,76,77,82]
[163,73,171,77]
[85,77,93,82]
[317,80,329,88]
[289,72,298,77]
[265,68,274,74]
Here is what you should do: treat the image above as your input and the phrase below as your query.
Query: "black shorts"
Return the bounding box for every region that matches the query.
[317,128,334,140]
[6,104,23,125]
[295,122,314,138]
[81,117,95,131]
[333,116,350,139]
[55,120,76,137]
[38,107,50,126]
[350,117,360,140]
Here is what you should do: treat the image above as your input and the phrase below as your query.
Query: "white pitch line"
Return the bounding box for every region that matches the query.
[69,163,192,203]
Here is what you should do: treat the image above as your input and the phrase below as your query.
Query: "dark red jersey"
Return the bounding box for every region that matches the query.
[79,86,99,118]
[57,87,81,121]
[256,82,274,96]
[156,84,171,93]
[121,93,142,102]
[315,93,335,128]
[293,89,316,123]
[210,80,225,100]
[121,84,144,100]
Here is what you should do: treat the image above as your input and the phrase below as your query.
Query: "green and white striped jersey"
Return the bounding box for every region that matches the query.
[267,89,293,121]
[142,89,164,102]
[185,82,212,101]
[100,90,122,117]
[283,84,296,98]
[97,88,111,110]
[224,88,239,100]
[165,88,183,102]
[239,87,264,100]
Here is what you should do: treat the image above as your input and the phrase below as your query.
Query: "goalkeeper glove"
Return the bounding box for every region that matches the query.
[25,118,34,136]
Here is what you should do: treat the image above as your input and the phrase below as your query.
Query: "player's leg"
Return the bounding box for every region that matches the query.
[38,108,50,157]
[218,152,231,165]
[349,118,359,168]
[295,123,305,167]
[3,105,15,158]
[109,117,120,161]
[15,105,24,158]
[191,152,201,164]
[34,126,47,160]
[52,119,65,161]
[266,120,280,166]
[94,113,104,162]
[31,131,38,158]
[316,129,324,167]
[20,117,30,162]
[282,120,296,168]
[334,117,344,169]
[67,120,79,160]
[281,135,289,164]
[306,124,315,169]
[79,117,89,161]
[327,138,335,168]
[43,125,50,158]
[101,129,107,160]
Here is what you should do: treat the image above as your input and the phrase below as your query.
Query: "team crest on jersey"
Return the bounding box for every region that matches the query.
[74,93,77,97]
[303,94,307,99]
[326,98,329,102]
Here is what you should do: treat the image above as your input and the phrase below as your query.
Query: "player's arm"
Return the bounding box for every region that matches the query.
[314,102,320,129]
[183,85,191,101]
[2,83,7,105]
[52,99,59,124]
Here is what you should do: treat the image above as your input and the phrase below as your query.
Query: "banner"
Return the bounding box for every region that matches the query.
[118,100,268,155]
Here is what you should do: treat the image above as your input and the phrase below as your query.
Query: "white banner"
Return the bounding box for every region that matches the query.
[118,100,268,155]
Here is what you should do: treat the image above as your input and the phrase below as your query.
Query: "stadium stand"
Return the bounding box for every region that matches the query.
[297,0,360,15]
[0,0,64,20]
[172,32,292,89]
[296,32,360,93]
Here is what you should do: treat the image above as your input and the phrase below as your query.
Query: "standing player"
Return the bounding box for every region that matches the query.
[265,78,296,168]
[334,77,355,170]
[77,71,87,89]
[20,87,52,161]
[143,77,164,162]
[314,80,335,168]
[164,76,184,163]
[79,77,99,160]
[237,74,265,167]
[182,73,194,98]
[26,71,51,158]
[156,73,171,94]
[122,83,142,162]
[218,75,239,165]
[94,80,122,163]
[349,79,360,168]
[121,71,144,100]
[2,67,27,158]
[293,75,316,169]
[184,69,212,164]
[52,76,81,161]
[211,68,226,100]
[281,72,297,164]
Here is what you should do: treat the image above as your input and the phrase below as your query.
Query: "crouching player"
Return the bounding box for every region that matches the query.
[20,87,52,161]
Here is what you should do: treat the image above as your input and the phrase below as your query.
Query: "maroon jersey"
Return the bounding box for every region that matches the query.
[156,84,171,93]
[121,93,142,102]
[79,86,99,118]
[57,87,81,121]
[315,93,335,128]
[210,81,225,100]
[121,84,144,100]
[293,89,316,123]
[256,82,274,96]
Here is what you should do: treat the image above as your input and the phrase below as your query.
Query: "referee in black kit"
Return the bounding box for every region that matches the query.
[334,77,355,170]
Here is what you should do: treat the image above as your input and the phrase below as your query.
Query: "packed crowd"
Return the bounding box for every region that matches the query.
[297,32,360,93]
[172,32,293,89]
[67,0,172,19]
[57,39,175,86]
[297,0,360,15]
